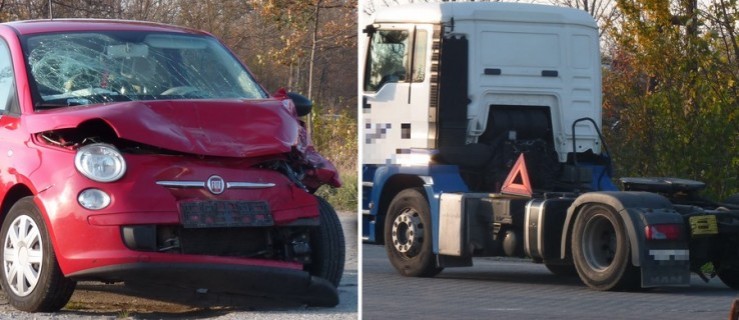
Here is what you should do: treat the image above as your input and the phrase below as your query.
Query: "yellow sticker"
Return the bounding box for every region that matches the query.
[689,215,718,236]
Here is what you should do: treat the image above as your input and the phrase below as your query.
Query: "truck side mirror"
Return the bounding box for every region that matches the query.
[287,92,312,117]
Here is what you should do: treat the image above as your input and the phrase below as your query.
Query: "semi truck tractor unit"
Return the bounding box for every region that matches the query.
[361,2,739,291]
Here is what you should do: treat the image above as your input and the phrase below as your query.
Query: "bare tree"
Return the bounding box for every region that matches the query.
[550,0,620,37]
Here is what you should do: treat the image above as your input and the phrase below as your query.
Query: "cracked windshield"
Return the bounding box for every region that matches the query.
[25,31,267,109]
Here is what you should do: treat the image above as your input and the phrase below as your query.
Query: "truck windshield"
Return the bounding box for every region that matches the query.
[365,30,409,92]
[23,31,267,109]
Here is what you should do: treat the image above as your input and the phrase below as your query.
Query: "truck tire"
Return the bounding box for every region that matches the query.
[307,196,345,287]
[0,197,76,312]
[571,204,639,291]
[717,266,739,289]
[384,188,443,277]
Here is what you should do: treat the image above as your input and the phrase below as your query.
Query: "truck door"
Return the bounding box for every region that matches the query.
[362,24,434,165]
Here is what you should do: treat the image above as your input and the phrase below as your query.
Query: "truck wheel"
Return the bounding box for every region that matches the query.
[307,197,345,287]
[384,188,443,277]
[717,266,739,289]
[571,204,639,291]
[0,197,76,312]
[715,247,739,290]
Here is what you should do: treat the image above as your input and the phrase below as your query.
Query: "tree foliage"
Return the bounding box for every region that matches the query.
[601,0,738,198]
[312,107,358,210]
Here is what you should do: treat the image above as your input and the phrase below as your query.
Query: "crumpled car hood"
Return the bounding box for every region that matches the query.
[26,99,300,158]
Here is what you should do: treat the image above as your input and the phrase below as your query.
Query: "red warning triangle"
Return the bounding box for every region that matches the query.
[501,154,533,197]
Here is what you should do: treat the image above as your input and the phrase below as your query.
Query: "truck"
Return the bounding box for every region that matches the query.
[361,2,739,291]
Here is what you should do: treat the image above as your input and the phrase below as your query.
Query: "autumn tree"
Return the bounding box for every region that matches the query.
[602,0,738,198]
[254,0,357,106]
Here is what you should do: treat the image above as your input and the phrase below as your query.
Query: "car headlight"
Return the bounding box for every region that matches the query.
[74,143,126,182]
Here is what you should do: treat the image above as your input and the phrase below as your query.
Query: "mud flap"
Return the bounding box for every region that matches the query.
[640,248,691,287]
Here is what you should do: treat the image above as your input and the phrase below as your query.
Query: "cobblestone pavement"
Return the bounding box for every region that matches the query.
[363,244,738,320]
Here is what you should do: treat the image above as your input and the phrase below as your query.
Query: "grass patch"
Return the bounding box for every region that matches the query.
[315,172,357,212]
[64,301,89,311]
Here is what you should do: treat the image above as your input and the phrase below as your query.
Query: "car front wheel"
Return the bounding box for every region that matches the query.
[307,196,345,287]
[0,197,75,312]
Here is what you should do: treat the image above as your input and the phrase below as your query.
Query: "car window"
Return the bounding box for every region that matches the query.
[24,31,267,109]
[0,40,18,113]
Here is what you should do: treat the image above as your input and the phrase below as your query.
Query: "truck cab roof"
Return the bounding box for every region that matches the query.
[372,2,597,28]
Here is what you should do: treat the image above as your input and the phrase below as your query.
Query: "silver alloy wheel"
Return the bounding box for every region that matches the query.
[391,208,424,256]
[3,214,43,297]
[582,214,617,271]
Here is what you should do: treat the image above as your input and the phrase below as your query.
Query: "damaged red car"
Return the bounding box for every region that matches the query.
[0,19,345,312]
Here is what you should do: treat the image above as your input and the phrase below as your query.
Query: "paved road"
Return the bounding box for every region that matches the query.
[363,244,738,320]
[0,212,358,319]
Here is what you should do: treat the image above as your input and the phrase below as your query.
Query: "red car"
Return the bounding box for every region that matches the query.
[0,19,345,312]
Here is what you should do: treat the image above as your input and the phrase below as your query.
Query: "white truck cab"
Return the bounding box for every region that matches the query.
[363,2,602,166]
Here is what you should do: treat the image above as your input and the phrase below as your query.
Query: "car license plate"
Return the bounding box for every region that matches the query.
[689,215,718,237]
[179,200,273,228]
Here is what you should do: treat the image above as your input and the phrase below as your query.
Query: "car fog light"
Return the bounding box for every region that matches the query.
[78,189,111,210]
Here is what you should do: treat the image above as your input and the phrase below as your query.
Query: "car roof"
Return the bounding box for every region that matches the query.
[2,19,208,36]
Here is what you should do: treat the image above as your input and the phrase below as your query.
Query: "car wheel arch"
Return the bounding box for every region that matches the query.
[1,184,34,218]
[0,186,66,263]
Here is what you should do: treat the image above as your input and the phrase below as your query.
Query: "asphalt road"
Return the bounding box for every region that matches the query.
[363,244,738,320]
[0,212,358,319]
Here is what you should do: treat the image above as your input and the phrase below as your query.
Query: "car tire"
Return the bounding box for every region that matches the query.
[307,197,345,287]
[384,188,443,277]
[0,197,76,312]
[571,204,639,291]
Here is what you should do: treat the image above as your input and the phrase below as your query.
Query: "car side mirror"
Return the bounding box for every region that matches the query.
[286,92,312,117]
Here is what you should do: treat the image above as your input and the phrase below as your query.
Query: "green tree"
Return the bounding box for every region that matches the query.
[603,0,738,198]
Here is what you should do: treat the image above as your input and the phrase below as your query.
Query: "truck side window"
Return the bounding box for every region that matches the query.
[365,30,409,92]
[0,40,17,113]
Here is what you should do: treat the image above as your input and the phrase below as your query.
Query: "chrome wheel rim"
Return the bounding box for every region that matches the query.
[391,208,424,257]
[3,215,43,297]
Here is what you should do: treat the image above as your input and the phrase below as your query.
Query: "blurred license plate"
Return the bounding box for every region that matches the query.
[689,215,718,237]
[179,200,272,228]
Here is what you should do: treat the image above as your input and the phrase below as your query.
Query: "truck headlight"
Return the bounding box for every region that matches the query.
[74,143,126,182]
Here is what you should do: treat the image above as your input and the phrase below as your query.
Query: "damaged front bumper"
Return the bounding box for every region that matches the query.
[67,262,339,307]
